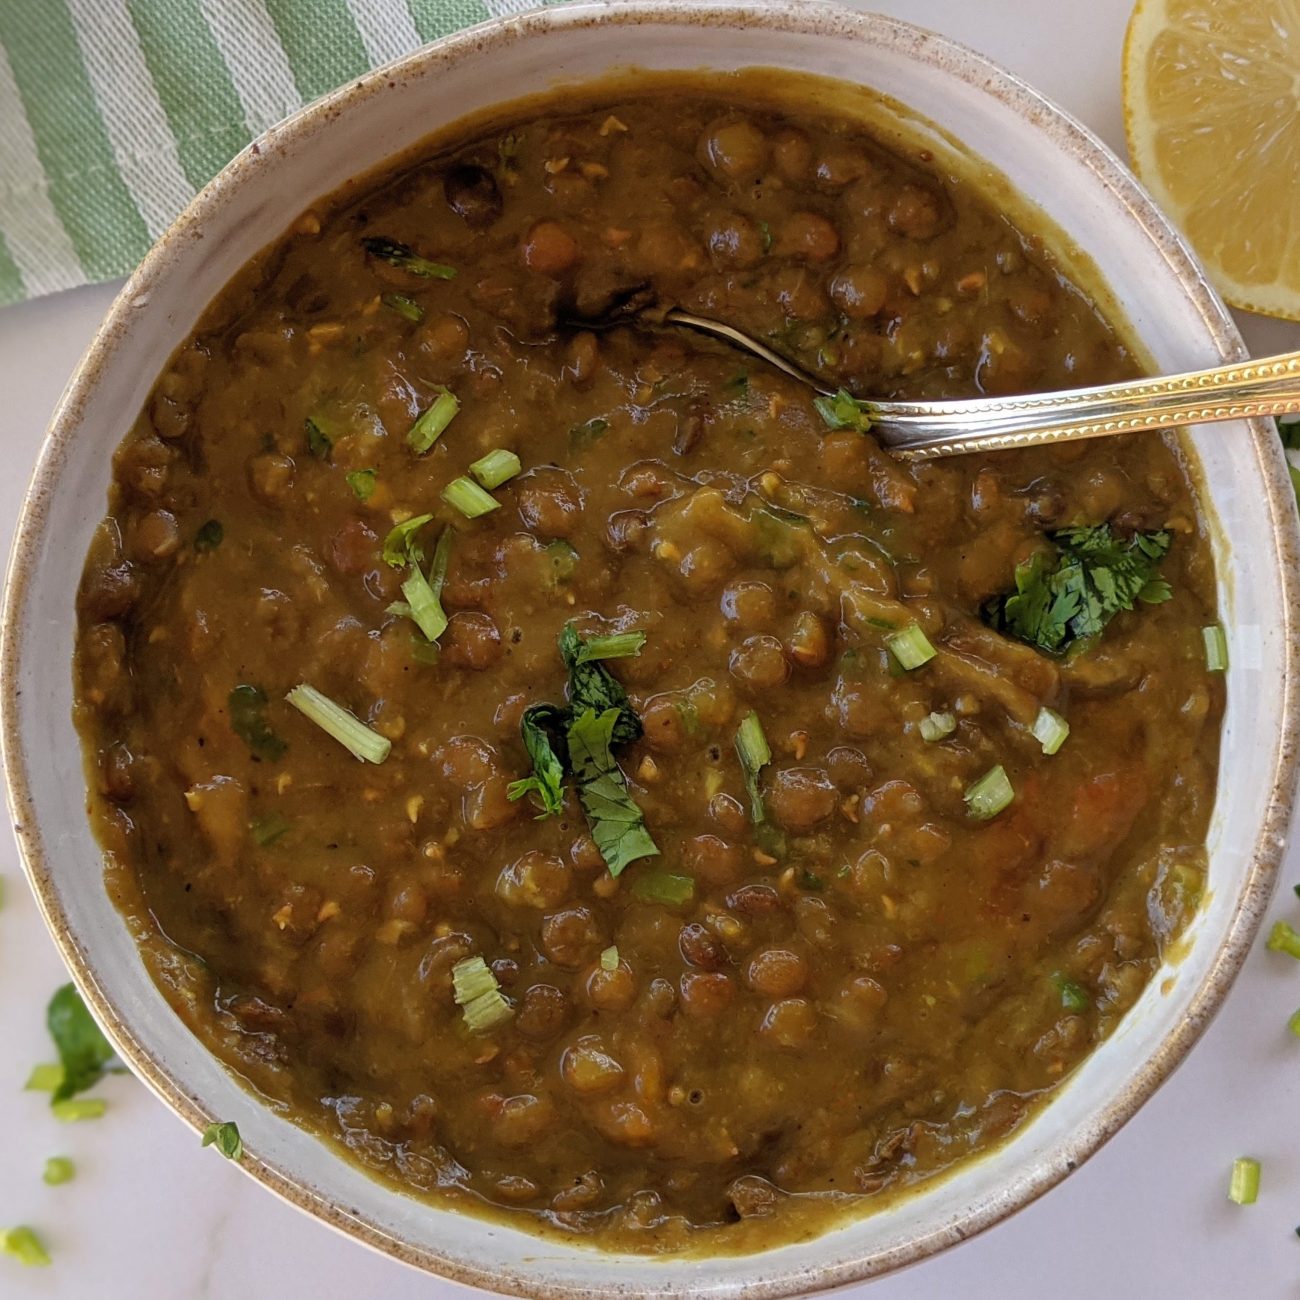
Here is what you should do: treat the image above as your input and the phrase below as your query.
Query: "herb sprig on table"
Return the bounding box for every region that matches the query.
[508,625,658,876]
[982,523,1172,654]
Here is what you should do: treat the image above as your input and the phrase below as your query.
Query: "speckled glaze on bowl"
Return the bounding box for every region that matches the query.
[4,2,1299,1296]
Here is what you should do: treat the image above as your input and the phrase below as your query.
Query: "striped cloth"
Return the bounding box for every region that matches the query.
[0,0,562,307]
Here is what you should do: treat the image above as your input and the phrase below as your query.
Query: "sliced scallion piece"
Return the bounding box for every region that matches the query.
[1032,707,1070,756]
[285,684,391,764]
[52,1098,106,1122]
[1,1226,50,1267]
[382,292,424,322]
[399,561,448,643]
[631,870,696,907]
[965,765,1014,820]
[442,475,500,518]
[919,711,956,743]
[346,468,377,502]
[362,236,456,279]
[1229,1156,1260,1205]
[43,1156,75,1186]
[409,387,459,454]
[24,1063,64,1093]
[599,945,620,971]
[575,631,646,664]
[1266,919,1300,959]
[886,623,936,670]
[1288,1007,1300,1037]
[468,448,522,489]
[736,710,772,825]
[451,956,514,1033]
[1203,624,1229,672]
[382,513,433,568]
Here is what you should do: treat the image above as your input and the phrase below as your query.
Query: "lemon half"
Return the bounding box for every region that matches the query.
[1123,0,1300,320]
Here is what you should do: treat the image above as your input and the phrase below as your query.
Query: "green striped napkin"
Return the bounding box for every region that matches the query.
[0,0,561,308]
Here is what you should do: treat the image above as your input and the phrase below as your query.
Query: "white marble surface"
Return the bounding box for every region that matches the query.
[3,0,1300,1295]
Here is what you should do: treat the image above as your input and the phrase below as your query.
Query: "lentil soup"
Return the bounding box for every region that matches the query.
[73,73,1223,1253]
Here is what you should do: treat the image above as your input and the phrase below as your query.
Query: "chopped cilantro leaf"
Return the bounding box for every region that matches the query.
[982,524,1173,654]
[559,624,643,745]
[201,1120,243,1160]
[346,468,377,502]
[567,708,659,876]
[507,704,568,818]
[46,984,116,1104]
[814,388,872,432]
[362,236,456,279]
[228,684,287,761]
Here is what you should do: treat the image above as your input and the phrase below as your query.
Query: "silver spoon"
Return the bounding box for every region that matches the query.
[659,307,1300,459]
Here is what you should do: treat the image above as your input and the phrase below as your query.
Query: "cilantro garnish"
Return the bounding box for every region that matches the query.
[45,984,116,1103]
[982,523,1172,654]
[506,704,568,818]
[201,1121,243,1160]
[361,236,456,279]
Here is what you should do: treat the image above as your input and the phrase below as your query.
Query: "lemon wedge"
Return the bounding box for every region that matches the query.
[1123,0,1300,320]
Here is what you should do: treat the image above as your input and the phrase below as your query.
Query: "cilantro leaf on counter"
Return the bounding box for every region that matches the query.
[566,708,660,877]
[46,984,116,1103]
[982,524,1172,654]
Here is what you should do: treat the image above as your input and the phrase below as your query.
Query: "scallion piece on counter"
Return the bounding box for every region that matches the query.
[736,710,772,825]
[1032,707,1070,756]
[400,561,449,643]
[42,1156,75,1186]
[24,1063,64,1093]
[599,945,620,971]
[1,1226,51,1268]
[886,623,936,671]
[382,292,425,322]
[1203,624,1229,672]
[468,448,522,490]
[409,387,459,454]
[965,765,1014,820]
[575,631,646,664]
[631,871,697,908]
[919,711,956,743]
[1266,920,1300,960]
[1288,1007,1300,1038]
[442,475,500,518]
[52,1098,106,1122]
[1229,1156,1260,1205]
[451,956,514,1033]
[201,1121,243,1160]
[285,685,391,764]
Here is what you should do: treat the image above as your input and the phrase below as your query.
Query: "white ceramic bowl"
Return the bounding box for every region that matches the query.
[4,3,1299,1295]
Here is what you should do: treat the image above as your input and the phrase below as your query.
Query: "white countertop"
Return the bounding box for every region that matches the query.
[3,1,1300,1296]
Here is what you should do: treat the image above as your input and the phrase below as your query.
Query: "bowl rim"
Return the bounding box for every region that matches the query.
[3,1,1298,1295]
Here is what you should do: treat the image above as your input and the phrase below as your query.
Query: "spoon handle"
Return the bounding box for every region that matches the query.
[871,350,1300,458]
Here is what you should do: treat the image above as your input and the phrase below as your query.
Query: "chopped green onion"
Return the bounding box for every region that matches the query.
[546,539,579,586]
[194,519,223,552]
[52,1098,106,1122]
[1,1226,50,1267]
[886,623,936,670]
[1032,707,1070,756]
[1053,974,1089,1013]
[305,416,332,460]
[569,416,609,449]
[1288,1007,1300,1037]
[362,236,456,279]
[442,476,500,518]
[736,711,772,825]
[1229,1156,1260,1205]
[400,562,448,643]
[24,1063,64,1093]
[631,870,696,907]
[468,448,522,489]
[575,631,646,664]
[285,684,391,764]
[201,1121,243,1160]
[382,292,424,322]
[43,1156,75,1186]
[965,765,1014,820]
[1267,919,1300,959]
[919,711,956,743]
[382,513,433,568]
[1203,624,1229,672]
[451,956,514,1033]
[814,388,872,432]
[409,387,459,454]
[410,634,440,666]
[599,945,620,971]
[346,468,377,502]
[250,813,290,847]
